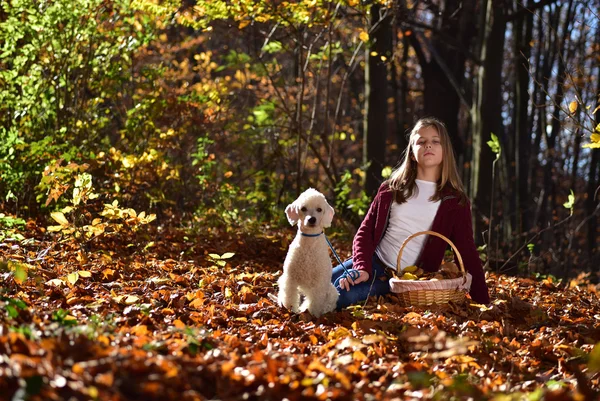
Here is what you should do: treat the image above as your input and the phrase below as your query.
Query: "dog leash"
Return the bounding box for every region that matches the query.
[324,233,377,302]
[302,232,359,283]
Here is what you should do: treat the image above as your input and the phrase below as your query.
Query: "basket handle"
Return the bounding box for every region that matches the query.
[394,230,465,278]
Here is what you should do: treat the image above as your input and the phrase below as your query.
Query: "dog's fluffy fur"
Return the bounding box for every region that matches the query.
[277,188,339,317]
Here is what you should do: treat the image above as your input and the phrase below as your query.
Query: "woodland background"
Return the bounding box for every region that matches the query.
[1,1,600,400]
[2,0,600,276]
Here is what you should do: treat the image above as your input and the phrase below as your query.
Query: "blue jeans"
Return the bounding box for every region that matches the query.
[331,255,390,310]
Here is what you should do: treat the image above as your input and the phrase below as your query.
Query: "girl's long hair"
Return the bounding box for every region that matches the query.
[385,117,466,204]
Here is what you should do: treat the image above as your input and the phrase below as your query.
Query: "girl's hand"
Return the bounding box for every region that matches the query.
[339,270,369,291]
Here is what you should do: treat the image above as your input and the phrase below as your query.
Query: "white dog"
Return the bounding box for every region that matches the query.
[277,188,339,317]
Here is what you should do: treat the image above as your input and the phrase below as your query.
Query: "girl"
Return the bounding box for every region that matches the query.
[332,117,490,308]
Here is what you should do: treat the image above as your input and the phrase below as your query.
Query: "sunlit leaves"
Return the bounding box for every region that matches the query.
[583,127,600,149]
[4,219,600,400]
[113,295,140,305]
[251,101,276,126]
[563,189,575,215]
[262,41,283,54]
[50,212,69,227]
[588,343,600,372]
[568,100,578,114]
[67,272,79,285]
[208,252,235,267]
[51,309,77,326]
[1,0,159,195]
[381,166,392,179]
[45,278,65,287]
[487,132,501,160]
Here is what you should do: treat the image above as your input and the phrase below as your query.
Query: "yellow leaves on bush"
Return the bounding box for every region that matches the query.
[50,212,69,227]
[583,125,600,149]
[568,100,578,114]
[234,70,247,84]
[358,30,369,42]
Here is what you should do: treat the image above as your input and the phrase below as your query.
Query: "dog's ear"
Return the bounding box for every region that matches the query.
[285,202,300,226]
[322,202,334,228]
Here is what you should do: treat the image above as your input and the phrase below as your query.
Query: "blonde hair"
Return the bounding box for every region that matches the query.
[385,117,466,204]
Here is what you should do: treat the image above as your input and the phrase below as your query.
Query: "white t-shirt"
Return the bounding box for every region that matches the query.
[375,180,441,271]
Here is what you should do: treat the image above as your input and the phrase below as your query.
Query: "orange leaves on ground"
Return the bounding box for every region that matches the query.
[1,226,600,400]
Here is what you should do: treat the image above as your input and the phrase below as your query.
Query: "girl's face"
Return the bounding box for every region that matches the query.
[412,126,443,170]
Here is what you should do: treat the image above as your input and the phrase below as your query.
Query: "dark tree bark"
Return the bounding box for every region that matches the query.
[471,0,508,244]
[540,0,574,231]
[530,5,561,229]
[391,22,409,152]
[364,4,392,197]
[514,0,534,236]
[410,0,477,161]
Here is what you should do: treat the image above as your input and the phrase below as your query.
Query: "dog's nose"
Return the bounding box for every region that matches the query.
[308,216,316,225]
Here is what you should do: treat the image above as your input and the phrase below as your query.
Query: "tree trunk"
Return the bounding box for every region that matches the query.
[394,33,409,151]
[364,4,392,197]
[514,0,534,236]
[419,0,476,160]
[540,0,574,232]
[531,5,560,229]
[471,0,507,245]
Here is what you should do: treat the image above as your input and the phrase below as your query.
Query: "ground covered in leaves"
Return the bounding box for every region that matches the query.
[1,223,600,401]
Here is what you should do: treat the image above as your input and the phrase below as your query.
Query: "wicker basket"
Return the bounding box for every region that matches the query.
[388,230,472,306]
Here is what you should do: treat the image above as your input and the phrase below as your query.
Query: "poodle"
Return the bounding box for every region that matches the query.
[277,188,339,317]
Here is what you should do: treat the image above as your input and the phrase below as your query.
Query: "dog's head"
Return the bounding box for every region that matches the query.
[285,188,334,232]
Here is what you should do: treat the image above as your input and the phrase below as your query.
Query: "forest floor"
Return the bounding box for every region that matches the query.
[1,222,600,400]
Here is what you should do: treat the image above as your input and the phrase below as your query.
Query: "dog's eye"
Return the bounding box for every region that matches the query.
[316,208,322,213]
[300,206,307,212]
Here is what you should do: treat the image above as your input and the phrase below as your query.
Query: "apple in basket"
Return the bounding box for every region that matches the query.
[399,261,462,281]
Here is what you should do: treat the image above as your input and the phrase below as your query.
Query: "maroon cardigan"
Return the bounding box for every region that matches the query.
[352,183,491,304]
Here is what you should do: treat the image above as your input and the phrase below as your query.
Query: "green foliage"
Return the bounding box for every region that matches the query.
[0,213,26,242]
[43,164,156,247]
[588,342,600,372]
[192,136,216,190]
[179,0,355,30]
[487,132,501,161]
[0,292,28,319]
[0,0,180,215]
[562,189,575,216]
[335,171,370,218]
[51,308,78,327]
[477,244,487,263]
[0,0,150,194]
[0,260,28,284]
[171,325,214,356]
[10,325,37,340]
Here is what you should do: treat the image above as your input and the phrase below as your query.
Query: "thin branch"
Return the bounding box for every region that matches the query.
[401,18,480,63]
[329,41,364,169]
[499,213,574,272]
